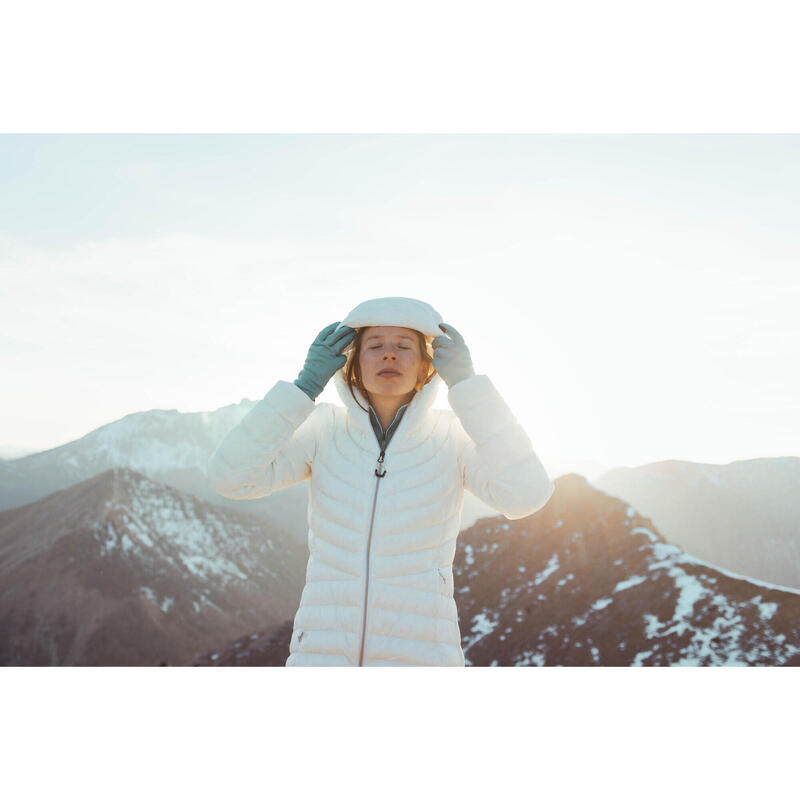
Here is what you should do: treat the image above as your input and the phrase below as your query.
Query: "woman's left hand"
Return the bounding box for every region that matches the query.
[432,323,476,388]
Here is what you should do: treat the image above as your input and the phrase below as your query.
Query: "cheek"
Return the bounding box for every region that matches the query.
[359,352,379,374]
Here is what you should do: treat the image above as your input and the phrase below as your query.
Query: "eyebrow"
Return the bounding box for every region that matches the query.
[365,334,415,342]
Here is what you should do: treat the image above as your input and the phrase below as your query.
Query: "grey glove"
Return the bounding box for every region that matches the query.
[432,323,476,389]
[294,322,356,401]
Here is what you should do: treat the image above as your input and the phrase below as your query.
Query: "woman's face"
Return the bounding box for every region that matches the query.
[358,326,426,400]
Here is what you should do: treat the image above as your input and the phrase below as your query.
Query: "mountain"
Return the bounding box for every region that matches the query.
[0,467,308,666]
[0,400,257,511]
[190,474,800,666]
[455,474,800,666]
[0,398,317,547]
[594,457,800,590]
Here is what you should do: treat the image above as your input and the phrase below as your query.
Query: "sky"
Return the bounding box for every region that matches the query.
[1,134,799,477]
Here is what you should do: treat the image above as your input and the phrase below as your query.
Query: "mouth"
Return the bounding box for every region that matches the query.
[378,370,402,377]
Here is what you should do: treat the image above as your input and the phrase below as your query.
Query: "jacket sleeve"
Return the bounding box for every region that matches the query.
[205,380,327,500]
[447,374,555,520]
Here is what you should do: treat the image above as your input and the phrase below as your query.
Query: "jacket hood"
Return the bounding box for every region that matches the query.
[335,297,444,339]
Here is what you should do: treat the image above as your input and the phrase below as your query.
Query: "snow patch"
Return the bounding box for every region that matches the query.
[752,597,778,621]
[631,526,658,543]
[139,586,156,602]
[534,553,560,586]
[614,575,647,592]
[462,610,499,655]
[515,650,546,666]
[463,543,475,566]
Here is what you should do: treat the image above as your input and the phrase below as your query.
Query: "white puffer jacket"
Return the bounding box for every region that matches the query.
[207,368,554,666]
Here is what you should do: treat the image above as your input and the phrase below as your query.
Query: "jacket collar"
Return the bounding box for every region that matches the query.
[332,368,442,448]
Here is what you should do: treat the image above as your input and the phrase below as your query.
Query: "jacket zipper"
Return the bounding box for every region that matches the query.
[358,447,387,666]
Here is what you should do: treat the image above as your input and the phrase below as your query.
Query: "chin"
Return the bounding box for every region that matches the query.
[365,380,416,397]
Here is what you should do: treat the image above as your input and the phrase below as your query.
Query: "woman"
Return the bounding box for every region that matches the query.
[207,296,554,666]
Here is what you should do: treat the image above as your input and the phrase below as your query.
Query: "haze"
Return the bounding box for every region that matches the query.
[1,134,798,477]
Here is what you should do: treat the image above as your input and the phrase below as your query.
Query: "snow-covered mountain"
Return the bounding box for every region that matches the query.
[0,400,257,511]
[594,457,800,590]
[454,474,800,666]
[0,467,308,666]
[191,474,800,666]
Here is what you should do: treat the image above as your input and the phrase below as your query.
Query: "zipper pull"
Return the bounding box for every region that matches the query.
[375,449,387,478]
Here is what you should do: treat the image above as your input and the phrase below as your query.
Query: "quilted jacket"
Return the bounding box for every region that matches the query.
[206,367,554,666]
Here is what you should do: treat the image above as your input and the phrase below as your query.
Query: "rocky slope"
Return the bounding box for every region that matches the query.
[0,468,307,665]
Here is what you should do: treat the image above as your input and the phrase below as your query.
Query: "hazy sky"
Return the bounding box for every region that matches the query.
[1,134,798,476]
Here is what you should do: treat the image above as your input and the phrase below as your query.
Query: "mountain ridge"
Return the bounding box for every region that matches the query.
[594,457,800,589]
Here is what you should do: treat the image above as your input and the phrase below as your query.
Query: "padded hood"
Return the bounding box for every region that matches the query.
[335,296,443,338]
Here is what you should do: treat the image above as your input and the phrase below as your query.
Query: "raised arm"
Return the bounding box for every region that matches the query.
[206,321,355,500]
[206,381,323,499]
[448,375,554,519]
[434,322,554,520]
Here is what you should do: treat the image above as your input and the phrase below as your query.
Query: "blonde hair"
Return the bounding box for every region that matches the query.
[342,327,436,413]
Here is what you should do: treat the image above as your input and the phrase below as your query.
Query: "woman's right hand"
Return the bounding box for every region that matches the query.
[294,322,357,401]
